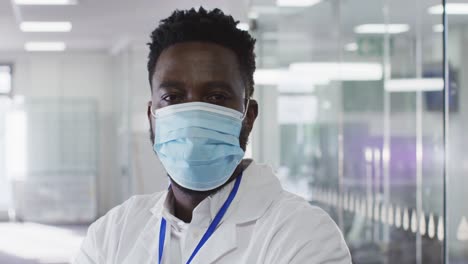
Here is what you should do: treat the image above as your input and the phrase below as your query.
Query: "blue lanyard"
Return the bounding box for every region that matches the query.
[158,174,242,264]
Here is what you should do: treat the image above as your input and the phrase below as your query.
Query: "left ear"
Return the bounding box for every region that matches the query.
[244,99,258,132]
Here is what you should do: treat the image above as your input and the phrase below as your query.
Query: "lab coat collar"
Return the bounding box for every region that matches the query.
[146,160,282,264]
[194,161,283,263]
[225,160,283,224]
[149,160,283,225]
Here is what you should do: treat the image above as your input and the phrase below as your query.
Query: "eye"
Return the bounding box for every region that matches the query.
[206,93,228,103]
[161,93,183,103]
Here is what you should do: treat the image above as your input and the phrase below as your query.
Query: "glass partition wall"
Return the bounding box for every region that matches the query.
[250,0,467,263]
[446,1,468,263]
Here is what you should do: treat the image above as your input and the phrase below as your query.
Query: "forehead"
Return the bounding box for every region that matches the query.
[152,42,242,84]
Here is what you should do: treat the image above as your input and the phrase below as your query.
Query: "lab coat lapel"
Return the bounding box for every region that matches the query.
[122,216,160,264]
[229,161,283,224]
[123,194,167,264]
[189,162,282,264]
[188,223,237,264]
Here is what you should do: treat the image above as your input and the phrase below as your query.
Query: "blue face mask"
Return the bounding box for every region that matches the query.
[152,102,248,191]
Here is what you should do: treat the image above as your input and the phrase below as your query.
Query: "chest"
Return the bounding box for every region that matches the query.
[118,219,290,264]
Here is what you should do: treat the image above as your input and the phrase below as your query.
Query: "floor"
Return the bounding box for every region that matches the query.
[0,222,87,264]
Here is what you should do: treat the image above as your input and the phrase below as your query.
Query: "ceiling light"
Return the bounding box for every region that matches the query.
[385,78,444,92]
[345,42,358,52]
[354,24,410,34]
[428,4,468,15]
[20,22,72,32]
[236,23,250,31]
[14,0,76,5]
[254,69,287,85]
[277,0,322,7]
[255,62,383,86]
[433,24,444,33]
[24,42,66,52]
[254,68,328,87]
[290,62,383,81]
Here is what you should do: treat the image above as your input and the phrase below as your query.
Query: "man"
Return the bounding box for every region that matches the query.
[74,7,351,264]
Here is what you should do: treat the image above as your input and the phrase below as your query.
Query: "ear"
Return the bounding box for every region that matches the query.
[147,101,153,126]
[147,101,155,144]
[244,99,258,133]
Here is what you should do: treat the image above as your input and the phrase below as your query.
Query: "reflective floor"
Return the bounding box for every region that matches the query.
[0,222,86,264]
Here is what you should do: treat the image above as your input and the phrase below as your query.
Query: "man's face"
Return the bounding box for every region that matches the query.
[147,41,258,150]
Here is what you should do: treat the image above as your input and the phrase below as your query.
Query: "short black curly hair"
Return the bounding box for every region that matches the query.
[147,7,256,98]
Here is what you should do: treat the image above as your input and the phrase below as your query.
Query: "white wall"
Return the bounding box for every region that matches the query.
[0,51,120,217]
[114,47,168,198]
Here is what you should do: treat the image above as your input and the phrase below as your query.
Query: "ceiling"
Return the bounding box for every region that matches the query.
[0,0,250,52]
[1,0,468,54]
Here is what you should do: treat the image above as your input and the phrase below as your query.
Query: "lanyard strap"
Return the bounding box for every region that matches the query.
[158,174,242,264]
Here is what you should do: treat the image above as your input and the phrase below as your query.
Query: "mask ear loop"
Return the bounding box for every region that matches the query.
[242,98,250,120]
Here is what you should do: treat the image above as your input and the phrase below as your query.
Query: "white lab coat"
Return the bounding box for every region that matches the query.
[74,161,351,264]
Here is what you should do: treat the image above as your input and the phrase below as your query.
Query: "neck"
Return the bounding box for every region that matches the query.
[169,159,250,223]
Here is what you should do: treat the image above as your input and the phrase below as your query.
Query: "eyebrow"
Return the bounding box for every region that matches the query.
[158,80,237,93]
[204,81,235,93]
[158,80,185,90]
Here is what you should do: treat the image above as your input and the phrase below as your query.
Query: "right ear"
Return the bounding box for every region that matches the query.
[147,101,153,121]
[147,101,155,144]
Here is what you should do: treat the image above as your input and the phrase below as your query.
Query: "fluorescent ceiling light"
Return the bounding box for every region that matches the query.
[14,0,76,5]
[255,68,330,87]
[345,42,358,52]
[433,24,444,33]
[428,4,468,15]
[277,0,322,7]
[24,42,66,52]
[255,62,383,86]
[254,69,287,85]
[385,78,444,92]
[290,62,383,81]
[354,24,410,34]
[236,23,250,31]
[20,21,72,32]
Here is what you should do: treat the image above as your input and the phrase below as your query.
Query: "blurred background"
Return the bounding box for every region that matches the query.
[0,0,467,263]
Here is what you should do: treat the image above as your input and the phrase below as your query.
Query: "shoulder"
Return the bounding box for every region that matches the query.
[85,192,165,252]
[92,192,164,230]
[262,191,351,263]
[266,190,337,227]
[75,192,166,263]
[91,192,165,233]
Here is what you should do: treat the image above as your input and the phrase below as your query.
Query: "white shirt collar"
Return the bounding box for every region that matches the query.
[161,175,238,229]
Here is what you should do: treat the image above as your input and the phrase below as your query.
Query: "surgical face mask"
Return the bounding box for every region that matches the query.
[152,101,249,191]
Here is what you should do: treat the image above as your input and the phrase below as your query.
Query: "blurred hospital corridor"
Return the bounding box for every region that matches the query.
[1,0,468,263]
